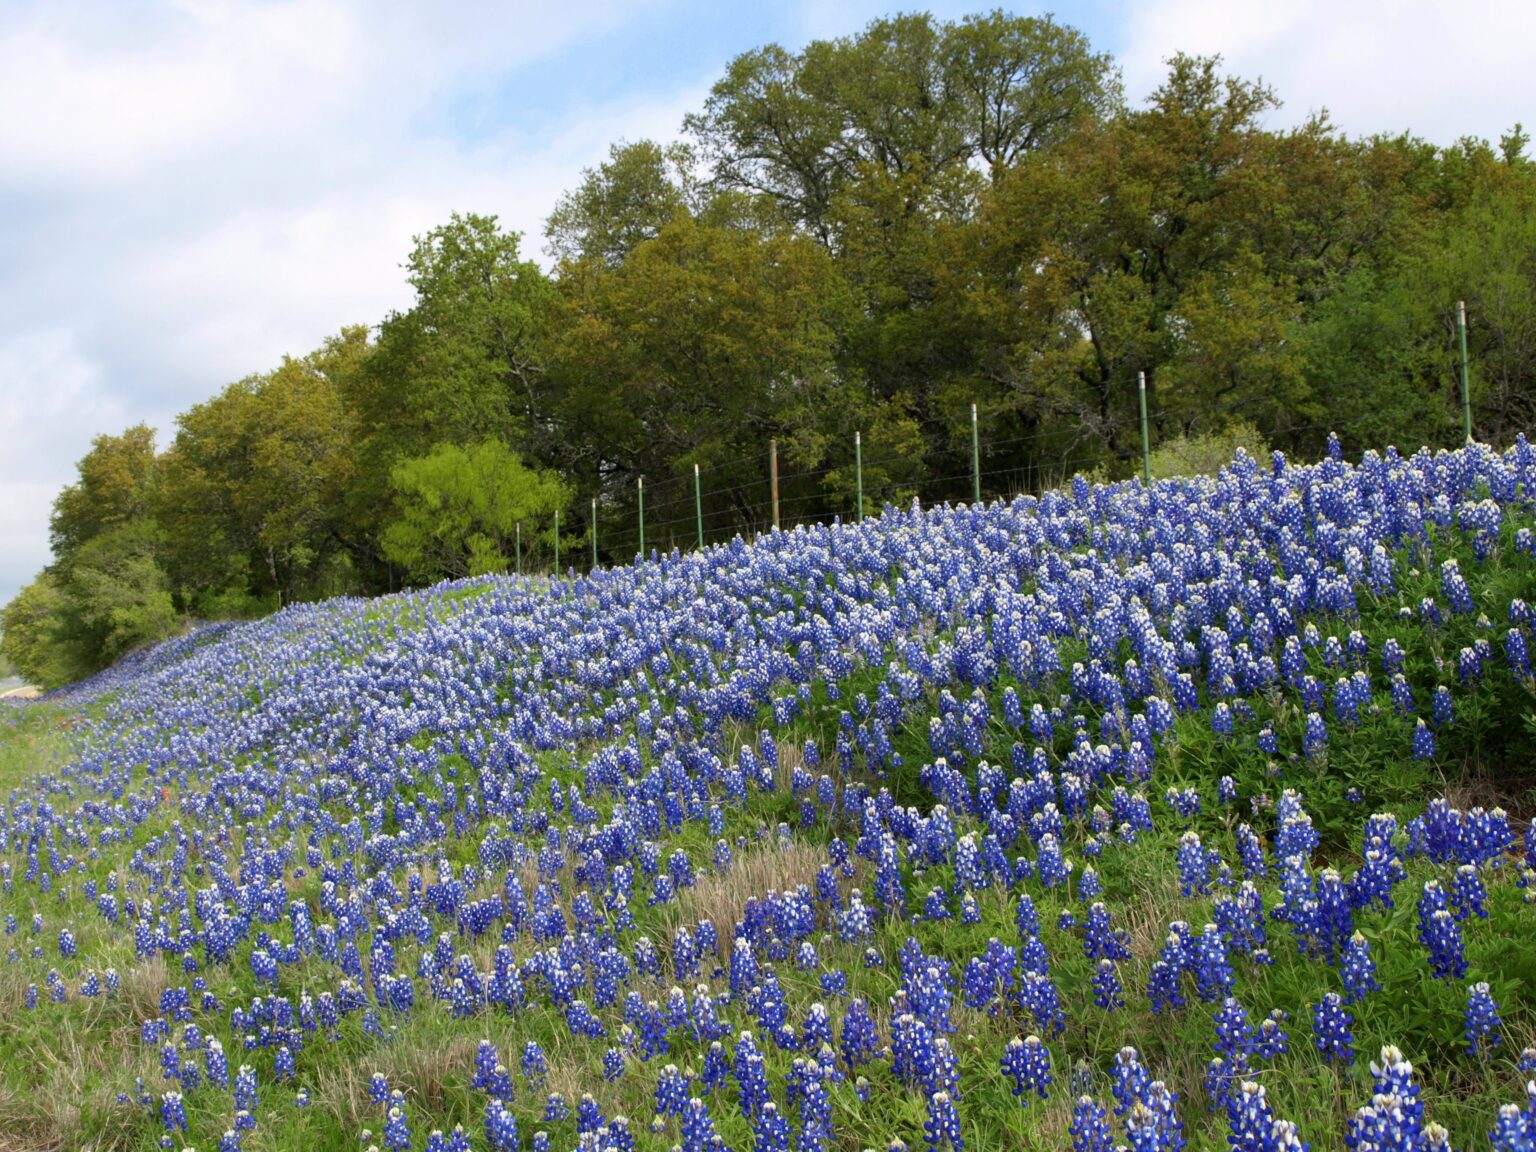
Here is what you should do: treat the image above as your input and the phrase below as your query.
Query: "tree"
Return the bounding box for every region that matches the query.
[546,213,861,533]
[379,440,570,581]
[1156,250,1312,434]
[0,575,82,689]
[943,10,1122,169]
[1428,159,1536,442]
[936,54,1418,471]
[49,424,158,562]
[349,215,554,541]
[155,378,265,611]
[156,327,369,610]
[242,327,367,598]
[686,10,1118,240]
[546,140,697,267]
[62,520,178,664]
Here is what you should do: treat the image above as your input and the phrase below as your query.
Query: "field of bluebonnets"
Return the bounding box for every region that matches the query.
[4,436,1536,1152]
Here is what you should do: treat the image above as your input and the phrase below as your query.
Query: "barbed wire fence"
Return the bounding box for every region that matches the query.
[510,409,1479,581]
[514,302,1485,578]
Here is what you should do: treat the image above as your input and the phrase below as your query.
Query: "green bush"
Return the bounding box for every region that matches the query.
[1149,419,1271,479]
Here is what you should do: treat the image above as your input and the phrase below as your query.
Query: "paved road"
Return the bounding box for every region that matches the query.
[0,678,38,699]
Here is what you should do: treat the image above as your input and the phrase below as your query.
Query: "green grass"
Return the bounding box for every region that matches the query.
[0,509,1533,1151]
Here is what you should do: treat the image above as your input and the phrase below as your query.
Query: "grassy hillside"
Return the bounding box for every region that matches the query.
[1,440,1535,1152]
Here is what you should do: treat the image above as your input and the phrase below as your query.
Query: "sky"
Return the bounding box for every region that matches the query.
[1,0,1533,607]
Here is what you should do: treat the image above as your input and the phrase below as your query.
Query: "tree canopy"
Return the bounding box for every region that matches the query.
[6,10,1534,686]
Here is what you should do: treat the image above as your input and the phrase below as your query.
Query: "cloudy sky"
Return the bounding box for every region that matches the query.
[2,0,1532,605]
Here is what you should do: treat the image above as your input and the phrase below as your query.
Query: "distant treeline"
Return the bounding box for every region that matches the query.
[5,10,1535,687]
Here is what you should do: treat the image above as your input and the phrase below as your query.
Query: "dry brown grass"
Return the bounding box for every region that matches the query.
[1440,768,1527,820]
[315,1030,481,1130]
[0,958,168,1152]
[667,836,828,957]
[1120,859,1190,963]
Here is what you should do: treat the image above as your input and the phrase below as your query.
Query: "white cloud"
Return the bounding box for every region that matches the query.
[1116,0,1536,144]
[0,0,703,604]
[4,0,1533,610]
[0,327,130,595]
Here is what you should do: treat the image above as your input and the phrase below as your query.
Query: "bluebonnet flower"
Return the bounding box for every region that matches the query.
[1125,1084,1186,1152]
[1253,1010,1289,1060]
[923,1090,963,1152]
[754,1101,791,1152]
[1418,886,1468,980]
[1037,836,1070,889]
[1077,866,1103,901]
[1302,713,1328,759]
[1092,960,1124,1010]
[234,1065,258,1124]
[840,999,880,1072]
[1071,1095,1114,1152]
[1490,1096,1536,1152]
[1313,994,1354,1066]
[1441,559,1475,614]
[655,1064,689,1118]
[1111,1047,1152,1116]
[922,887,952,921]
[1192,925,1234,1003]
[1167,788,1202,820]
[1347,1046,1432,1152]
[1235,826,1267,879]
[1016,971,1067,1037]
[1083,903,1131,962]
[1177,832,1215,897]
[484,1100,518,1152]
[1226,1080,1303,1152]
[160,1091,187,1134]
[1465,982,1502,1056]
[1214,882,1268,958]
[1450,865,1488,920]
[1506,628,1532,679]
[384,1093,412,1151]
[1412,719,1436,761]
[1001,1035,1052,1102]
[1432,685,1454,729]
[733,1032,771,1116]
[521,1040,548,1085]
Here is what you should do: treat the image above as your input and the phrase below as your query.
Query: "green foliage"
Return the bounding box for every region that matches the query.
[545,212,863,538]
[157,327,369,611]
[13,12,1536,685]
[48,423,158,562]
[1148,420,1271,480]
[380,440,570,581]
[62,520,179,664]
[351,214,552,512]
[545,139,697,267]
[685,10,1119,238]
[0,575,82,689]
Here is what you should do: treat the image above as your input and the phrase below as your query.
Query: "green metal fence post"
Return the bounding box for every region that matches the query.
[1138,371,1152,486]
[591,498,598,572]
[1458,300,1473,445]
[970,403,981,505]
[554,509,560,576]
[694,463,703,551]
[515,521,521,576]
[855,430,864,522]
[638,477,645,558]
